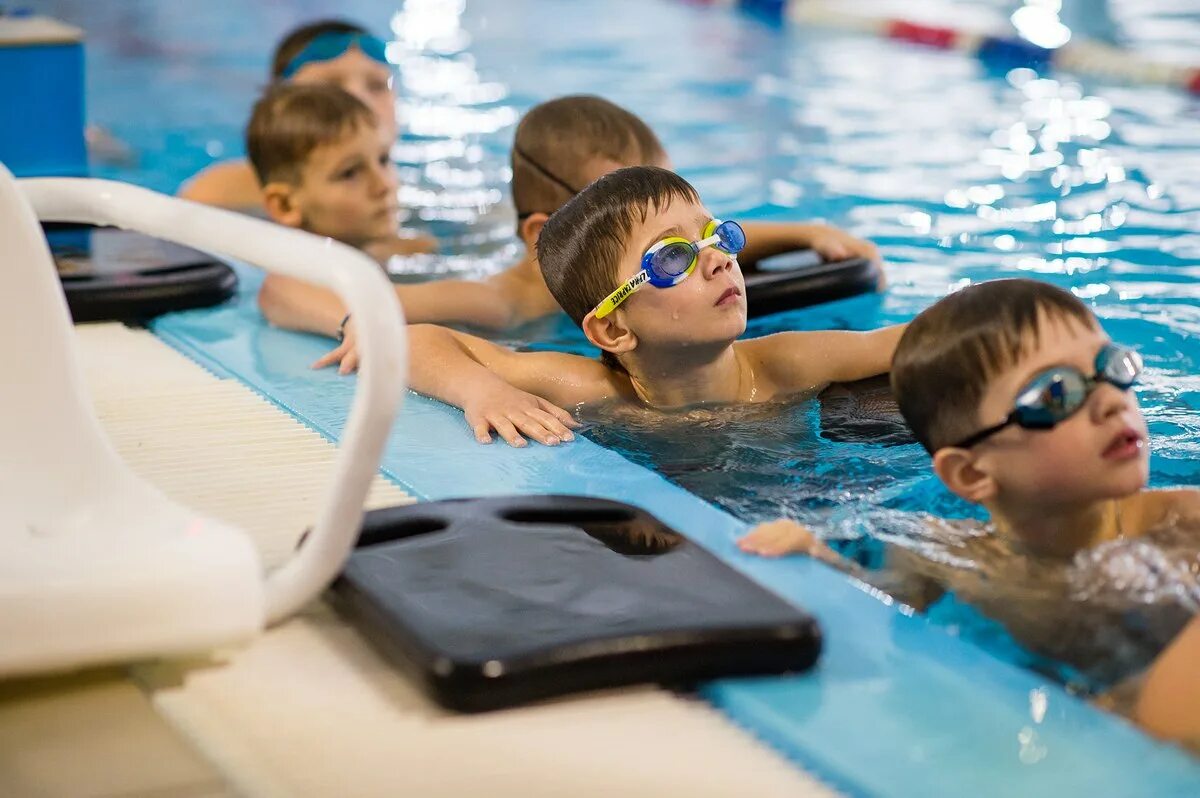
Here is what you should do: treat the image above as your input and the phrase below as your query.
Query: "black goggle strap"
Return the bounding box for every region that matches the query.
[949,415,1018,450]
[513,144,579,199]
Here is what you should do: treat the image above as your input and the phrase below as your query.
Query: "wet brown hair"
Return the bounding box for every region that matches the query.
[512,95,667,218]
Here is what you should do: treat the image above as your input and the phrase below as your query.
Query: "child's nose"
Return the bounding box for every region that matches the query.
[700,247,734,280]
[1091,381,1134,422]
[371,163,398,196]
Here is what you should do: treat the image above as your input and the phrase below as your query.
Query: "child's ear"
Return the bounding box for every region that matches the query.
[518,212,550,250]
[932,447,997,505]
[262,182,304,229]
[582,309,637,361]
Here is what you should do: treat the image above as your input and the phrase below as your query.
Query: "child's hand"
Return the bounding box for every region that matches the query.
[804,225,886,288]
[463,383,579,447]
[738,519,824,558]
[312,319,360,375]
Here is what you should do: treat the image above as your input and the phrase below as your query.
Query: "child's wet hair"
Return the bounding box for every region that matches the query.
[245,83,376,185]
[270,19,367,80]
[891,278,1099,453]
[512,95,666,219]
[536,165,699,339]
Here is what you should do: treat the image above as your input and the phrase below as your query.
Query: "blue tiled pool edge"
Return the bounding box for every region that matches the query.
[149,268,1200,797]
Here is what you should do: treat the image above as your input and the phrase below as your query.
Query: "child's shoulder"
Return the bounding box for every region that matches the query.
[1127,488,1200,534]
[529,349,637,403]
[178,158,262,208]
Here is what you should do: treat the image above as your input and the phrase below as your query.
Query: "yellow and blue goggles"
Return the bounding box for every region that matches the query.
[592,219,746,319]
[281,32,390,79]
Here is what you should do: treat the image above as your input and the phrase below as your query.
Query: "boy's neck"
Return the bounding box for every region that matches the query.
[988,495,1126,557]
[623,343,749,408]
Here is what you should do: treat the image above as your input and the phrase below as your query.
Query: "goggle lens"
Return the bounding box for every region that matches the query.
[1013,371,1087,428]
[649,241,697,279]
[1098,344,1142,389]
[714,220,746,255]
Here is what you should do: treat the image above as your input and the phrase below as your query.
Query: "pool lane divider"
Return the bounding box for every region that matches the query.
[149,263,1200,797]
[723,0,1200,96]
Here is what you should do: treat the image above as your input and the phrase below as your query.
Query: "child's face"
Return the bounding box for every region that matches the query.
[291,121,400,248]
[611,198,747,351]
[291,48,398,140]
[971,313,1149,507]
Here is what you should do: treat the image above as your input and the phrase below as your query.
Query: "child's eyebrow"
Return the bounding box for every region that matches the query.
[641,225,686,253]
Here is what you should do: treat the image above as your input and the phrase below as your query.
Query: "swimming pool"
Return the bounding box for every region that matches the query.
[59,0,1200,793]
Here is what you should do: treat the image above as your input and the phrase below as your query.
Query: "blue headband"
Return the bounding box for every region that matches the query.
[281,31,389,79]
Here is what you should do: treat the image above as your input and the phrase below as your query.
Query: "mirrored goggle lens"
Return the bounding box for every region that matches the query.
[1013,370,1087,427]
[714,220,746,255]
[1097,345,1142,389]
[649,242,697,279]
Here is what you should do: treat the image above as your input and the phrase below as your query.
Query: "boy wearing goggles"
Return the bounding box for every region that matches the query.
[742,278,1198,559]
[312,95,881,373]
[404,166,904,446]
[739,279,1200,726]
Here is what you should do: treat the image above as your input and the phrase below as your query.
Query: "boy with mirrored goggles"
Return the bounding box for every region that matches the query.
[743,279,1200,561]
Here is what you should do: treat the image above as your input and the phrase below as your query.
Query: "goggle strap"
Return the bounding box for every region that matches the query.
[593,270,650,319]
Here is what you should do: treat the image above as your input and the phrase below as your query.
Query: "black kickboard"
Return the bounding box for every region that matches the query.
[334,496,822,712]
[744,250,879,318]
[45,223,238,323]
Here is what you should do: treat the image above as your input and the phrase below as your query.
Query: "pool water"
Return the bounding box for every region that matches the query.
[60,0,1199,701]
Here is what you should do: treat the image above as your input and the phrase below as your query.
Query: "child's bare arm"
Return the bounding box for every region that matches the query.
[739,518,945,610]
[1135,615,1200,749]
[362,233,438,261]
[259,273,349,341]
[396,260,559,330]
[406,323,619,446]
[746,324,907,397]
[739,221,882,273]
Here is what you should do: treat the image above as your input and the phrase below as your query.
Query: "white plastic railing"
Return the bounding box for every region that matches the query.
[20,178,408,624]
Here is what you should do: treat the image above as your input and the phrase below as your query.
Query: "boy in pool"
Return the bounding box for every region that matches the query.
[244,82,405,283]
[739,279,1200,685]
[402,165,905,446]
[741,278,1200,557]
[303,95,881,373]
[181,19,400,211]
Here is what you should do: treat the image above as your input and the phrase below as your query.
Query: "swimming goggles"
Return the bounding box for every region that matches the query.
[950,342,1143,449]
[592,219,746,319]
[280,32,389,79]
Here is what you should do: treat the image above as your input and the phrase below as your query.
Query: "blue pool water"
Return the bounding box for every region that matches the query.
[38,0,1200,791]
